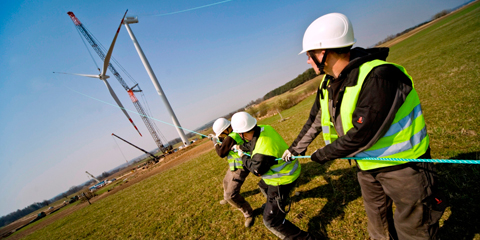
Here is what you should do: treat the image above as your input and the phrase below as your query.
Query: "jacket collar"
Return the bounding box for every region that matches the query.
[324,47,390,88]
[243,126,261,152]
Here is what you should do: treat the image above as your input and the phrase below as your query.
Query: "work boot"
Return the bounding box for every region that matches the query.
[245,217,254,228]
[219,199,227,205]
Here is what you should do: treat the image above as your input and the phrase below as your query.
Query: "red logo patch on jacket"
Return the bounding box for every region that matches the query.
[357,117,363,124]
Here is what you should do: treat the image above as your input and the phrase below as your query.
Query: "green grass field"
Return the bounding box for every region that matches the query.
[19,2,480,239]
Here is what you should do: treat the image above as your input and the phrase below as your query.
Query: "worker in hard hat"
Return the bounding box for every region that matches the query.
[231,112,315,240]
[210,118,254,228]
[282,13,445,239]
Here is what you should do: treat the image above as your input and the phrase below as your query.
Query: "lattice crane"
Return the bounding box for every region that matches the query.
[67,11,168,153]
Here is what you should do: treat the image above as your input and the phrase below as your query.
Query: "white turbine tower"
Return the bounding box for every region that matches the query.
[123,16,190,147]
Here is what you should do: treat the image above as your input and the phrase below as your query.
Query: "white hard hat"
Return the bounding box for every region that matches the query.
[300,13,356,54]
[213,118,231,137]
[231,112,257,133]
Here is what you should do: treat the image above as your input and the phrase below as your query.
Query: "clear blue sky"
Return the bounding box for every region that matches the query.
[0,0,466,217]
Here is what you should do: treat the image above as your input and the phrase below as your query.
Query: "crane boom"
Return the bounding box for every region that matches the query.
[112,133,160,162]
[67,11,167,153]
[68,12,130,90]
[85,171,100,183]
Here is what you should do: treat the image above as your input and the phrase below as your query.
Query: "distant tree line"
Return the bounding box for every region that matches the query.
[432,10,451,20]
[101,171,110,179]
[0,202,45,228]
[263,68,317,100]
[375,9,452,46]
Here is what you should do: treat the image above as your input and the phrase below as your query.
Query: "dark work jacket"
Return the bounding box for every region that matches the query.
[288,47,430,172]
[241,126,278,176]
[215,135,236,158]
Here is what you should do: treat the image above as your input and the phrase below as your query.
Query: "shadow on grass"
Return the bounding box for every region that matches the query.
[296,152,480,239]
[293,161,362,239]
[241,187,260,198]
[437,151,480,239]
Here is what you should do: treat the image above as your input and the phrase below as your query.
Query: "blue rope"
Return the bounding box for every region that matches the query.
[288,155,480,164]
[231,150,479,165]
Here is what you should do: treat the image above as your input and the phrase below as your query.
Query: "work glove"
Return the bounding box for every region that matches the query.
[207,134,219,146]
[207,134,214,141]
[310,149,330,165]
[282,149,294,162]
[233,145,245,157]
[208,134,219,143]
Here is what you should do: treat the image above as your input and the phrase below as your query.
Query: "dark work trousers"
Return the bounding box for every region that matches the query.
[357,162,445,240]
[258,179,313,240]
[223,168,253,218]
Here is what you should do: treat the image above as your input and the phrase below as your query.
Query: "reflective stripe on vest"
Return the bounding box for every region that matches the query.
[261,160,300,180]
[319,59,429,170]
[251,125,301,186]
[227,132,245,171]
[319,80,338,146]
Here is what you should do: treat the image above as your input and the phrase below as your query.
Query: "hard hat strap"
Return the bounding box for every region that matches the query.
[309,50,328,75]
[224,127,232,135]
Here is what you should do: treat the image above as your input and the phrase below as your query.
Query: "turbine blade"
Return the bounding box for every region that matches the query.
[54,72,100,78]
[103,79,142,136]
[102,10,128,77]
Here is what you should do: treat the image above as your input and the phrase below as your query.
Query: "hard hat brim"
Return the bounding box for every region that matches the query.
[214,124,231,137]
[298,40,356,55]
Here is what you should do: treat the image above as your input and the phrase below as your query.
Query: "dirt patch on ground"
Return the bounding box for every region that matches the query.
[2,140,213,240]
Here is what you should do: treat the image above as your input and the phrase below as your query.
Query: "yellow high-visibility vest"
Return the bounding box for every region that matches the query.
[227,132,245,171]
[319,59,429,170]
[252,125,301,185]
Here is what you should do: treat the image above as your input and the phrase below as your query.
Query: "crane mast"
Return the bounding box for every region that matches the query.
[67,11,167,153]
[85,171,100,183]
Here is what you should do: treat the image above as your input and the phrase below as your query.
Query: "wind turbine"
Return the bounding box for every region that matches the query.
[56,10,142,136]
